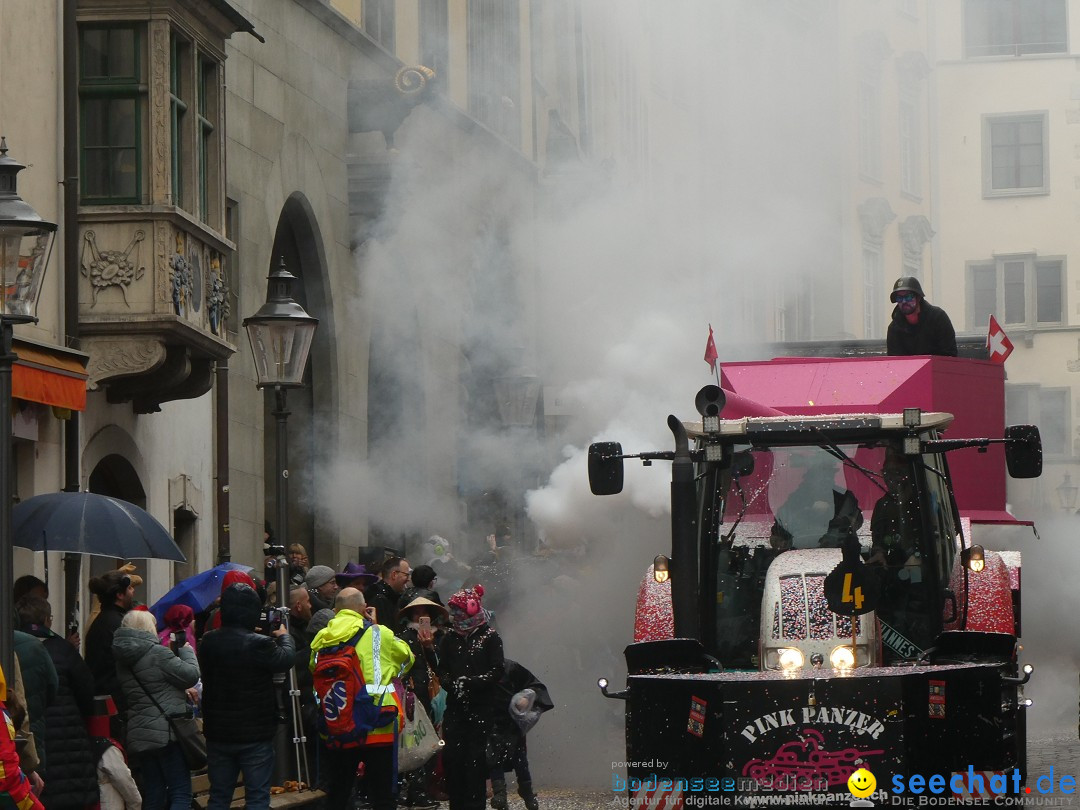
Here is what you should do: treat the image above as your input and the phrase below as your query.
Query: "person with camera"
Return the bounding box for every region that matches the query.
[114,609,200,810]
[198,583,295,810]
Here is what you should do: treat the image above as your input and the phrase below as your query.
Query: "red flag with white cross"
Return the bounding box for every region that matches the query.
[986,315,1014,364]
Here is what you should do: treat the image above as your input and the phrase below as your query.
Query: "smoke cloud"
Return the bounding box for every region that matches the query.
[315,0,1070,791]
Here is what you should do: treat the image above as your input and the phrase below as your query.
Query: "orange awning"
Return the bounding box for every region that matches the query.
[12,339,89,412]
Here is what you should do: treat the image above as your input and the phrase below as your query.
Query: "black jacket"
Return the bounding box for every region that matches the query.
[886,300,957,357]
[365,579,402,629]
[432,624,504,727]
[487,659,554,770]
[85,602,128,708]
[198,586,296,743]
[26,627,98,809]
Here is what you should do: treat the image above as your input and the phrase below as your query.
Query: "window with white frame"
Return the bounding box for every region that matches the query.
[968,255,1063,328]
[467,0,521,146]
[420,0,449,87]
[858,81,881,180]
[983,112,1049,196]
[964,0,1067,58]
[1006,384,1068,458]
[363,0,395,50]
[899,98,920,197]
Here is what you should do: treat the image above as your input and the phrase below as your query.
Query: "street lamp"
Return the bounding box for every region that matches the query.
[0,138,57,682]
[242,256,316,784]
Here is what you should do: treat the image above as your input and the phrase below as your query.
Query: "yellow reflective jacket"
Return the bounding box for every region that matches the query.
[310,609,415,744]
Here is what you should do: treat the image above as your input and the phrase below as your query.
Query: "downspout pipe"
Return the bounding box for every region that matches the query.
[216,361,230,563]
[63,0,79,493]
[61,0,83,644]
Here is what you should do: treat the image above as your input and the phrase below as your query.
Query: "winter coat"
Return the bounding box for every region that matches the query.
[886,300,957,357]
[23,626,98,809]
[397,625,443,714]
[198,585,295,744]
[13,629,57,773]
[113,626,200,755]
[432,624,503,728]
[85,602,128,711]
[94,740,142,809]
[365,579,402,629]
[309,609,414,746]
[486,659,553,770]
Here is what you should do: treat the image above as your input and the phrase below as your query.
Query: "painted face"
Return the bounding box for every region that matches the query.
[847,768,876,798]
[895,291,919,315]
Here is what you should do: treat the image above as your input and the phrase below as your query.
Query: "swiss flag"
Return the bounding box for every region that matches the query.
[704,324,719,372]
[986,315,1014,364]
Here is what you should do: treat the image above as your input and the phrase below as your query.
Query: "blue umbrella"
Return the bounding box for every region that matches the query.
[150,562,255,624]
[13,491,185,561]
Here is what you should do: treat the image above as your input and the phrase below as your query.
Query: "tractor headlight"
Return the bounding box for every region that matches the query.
[779,648,804,672]
[830,645,855,670]
[961,545,985,573]
[653,555,670,583]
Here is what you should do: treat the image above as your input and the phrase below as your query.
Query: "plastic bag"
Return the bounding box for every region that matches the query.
[508,688,542,734]
[398,698,442,772]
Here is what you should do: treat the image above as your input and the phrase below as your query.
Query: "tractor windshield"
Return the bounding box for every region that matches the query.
[702,440,960,668]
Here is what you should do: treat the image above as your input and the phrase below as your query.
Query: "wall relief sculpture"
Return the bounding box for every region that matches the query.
[80,230,146,306]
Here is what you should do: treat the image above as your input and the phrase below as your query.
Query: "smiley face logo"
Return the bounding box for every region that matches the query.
[847,768,876,798]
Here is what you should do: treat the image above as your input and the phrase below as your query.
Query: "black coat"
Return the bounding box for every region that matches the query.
[487,659,554,770]
[26,627,98,809]
[365,579,402,629]
[886,300,957,357]
[198,587,296,745]
[432,624,504,728]
[85,602,128,708]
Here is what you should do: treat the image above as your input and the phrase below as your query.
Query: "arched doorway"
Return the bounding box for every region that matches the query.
[83,453,148,604]
[264,193,335,566]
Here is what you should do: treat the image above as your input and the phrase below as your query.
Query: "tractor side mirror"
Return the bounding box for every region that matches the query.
[1004,425,1042,479]
[588,442,624,495]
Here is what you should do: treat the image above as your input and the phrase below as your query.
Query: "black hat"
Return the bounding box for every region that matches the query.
[890,276,924,302]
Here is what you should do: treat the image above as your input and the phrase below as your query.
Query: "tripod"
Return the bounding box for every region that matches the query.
[271,555,313,792]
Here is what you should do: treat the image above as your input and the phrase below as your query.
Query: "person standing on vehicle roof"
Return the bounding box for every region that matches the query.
[886,276,957,357]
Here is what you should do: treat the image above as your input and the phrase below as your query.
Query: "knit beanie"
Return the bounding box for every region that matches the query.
[448,584,487,634]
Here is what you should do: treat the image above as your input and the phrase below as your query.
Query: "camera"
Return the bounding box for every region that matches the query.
[258,606,288,634]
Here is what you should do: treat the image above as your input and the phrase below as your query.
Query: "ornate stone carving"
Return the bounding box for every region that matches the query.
[207,253,230,336]
[154,220,170,306]
[896,51,930,94]
[80,230,146,306]
[857,197,896,247]
[85,337,166,388]
[189,244,203,314]
[348,65,437,149]
[151,22,170,202]
[899,215,934,269]
[170,231,194,317]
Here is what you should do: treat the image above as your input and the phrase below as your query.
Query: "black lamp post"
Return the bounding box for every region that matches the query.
[243,256,317,581]
[0,138,56,682]
[242,257,317,783]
